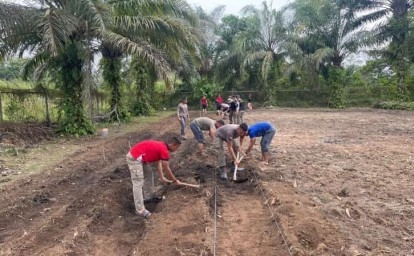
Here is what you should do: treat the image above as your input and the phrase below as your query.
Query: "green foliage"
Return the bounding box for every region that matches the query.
[101,55,130,122]
[4,95,28,121]
[193,78,223,99]
[218,15,248,46]
[129,57,155,116]
[0,58,26,80]
[0,79,33,89]
[0,80,54,122]
[131,91,154,116]
[374,101,414,110]
[4,94,46,122]
[54,42,94,135]
[327,67,346,109]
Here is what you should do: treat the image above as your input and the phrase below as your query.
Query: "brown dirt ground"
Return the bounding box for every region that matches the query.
[0,108,413,256]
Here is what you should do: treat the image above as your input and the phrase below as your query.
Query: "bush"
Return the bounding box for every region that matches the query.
[373,101,414,110]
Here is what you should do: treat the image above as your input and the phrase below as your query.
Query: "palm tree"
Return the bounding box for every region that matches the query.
[0,1,104,134]
[235,1,290,87]
[214,15,249,91]
[101,0,199,119]
[107,0,199,86]
[354,0,414,101]
[291,0,369,68]
[193,5,226,78]
[0,0,200,133]
[289,0,369,107]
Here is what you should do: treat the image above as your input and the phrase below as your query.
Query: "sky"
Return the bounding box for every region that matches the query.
[187,0,292,16]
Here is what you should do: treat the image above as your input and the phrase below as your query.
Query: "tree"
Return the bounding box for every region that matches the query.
[236,1,290,89]
[193,5,226,79]
[100,43,127,122]
[0,0,199,133]
[290,0,369,108]
[0,58,26,80]
[0,1,109,134]
[215,15,249,91]
[100,0,196,120]
[108,0,199,116]
[355,0,414,101]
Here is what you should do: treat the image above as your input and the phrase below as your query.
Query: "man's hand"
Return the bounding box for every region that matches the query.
[159,176,172,183]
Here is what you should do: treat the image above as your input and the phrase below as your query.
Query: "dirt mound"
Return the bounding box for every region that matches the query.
[0,122,56,148]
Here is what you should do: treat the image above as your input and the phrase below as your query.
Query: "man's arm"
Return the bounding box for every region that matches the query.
[156,161,168,182]
[209,128,215,141]
[226,140,239,165]
[161,160,181,185]
[245,137,256,154]
[177,105,181,121]
[239,135,245,148]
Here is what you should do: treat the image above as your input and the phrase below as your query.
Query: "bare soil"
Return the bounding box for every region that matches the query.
[0,108,413,256]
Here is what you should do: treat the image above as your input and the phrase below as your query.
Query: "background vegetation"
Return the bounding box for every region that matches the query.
[0,0,413,135]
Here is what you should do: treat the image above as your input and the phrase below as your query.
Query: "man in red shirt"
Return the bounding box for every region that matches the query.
[126,137,182,218]
[200,95,208,114]
[215,94,223,116]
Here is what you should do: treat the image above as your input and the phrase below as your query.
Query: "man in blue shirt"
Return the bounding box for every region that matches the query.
[244,122,277,165]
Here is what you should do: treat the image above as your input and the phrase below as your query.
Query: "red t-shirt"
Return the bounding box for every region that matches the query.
[129,140,169,163]
[201,98,208,105]
[215,96,223,104]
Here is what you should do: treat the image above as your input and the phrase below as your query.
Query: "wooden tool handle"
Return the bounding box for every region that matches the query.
[180,182,201,188]
[166,180,200,189]
[233,155,245,181]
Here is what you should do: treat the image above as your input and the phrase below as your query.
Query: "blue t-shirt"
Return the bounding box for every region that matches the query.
[247,122,274,138]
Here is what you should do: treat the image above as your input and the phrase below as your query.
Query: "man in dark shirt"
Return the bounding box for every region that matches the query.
[214,123,248,180]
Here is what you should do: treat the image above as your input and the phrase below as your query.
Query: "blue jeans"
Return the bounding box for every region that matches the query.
[260,128,276,152]
[190,122,204,143]
[180,117,187,136]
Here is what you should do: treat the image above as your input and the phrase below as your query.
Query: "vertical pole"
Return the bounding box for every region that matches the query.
[44,89,51,125]
[0,92,3,123]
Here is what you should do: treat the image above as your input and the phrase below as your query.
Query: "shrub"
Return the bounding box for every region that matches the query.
[373,101,414,110]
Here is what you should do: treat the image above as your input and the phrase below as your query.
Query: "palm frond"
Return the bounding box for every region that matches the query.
[21,51,52,80]
[103,31,173,87]
[40,8,78,55]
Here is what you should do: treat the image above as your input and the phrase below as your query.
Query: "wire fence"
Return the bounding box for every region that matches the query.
[0,88,106,123]
[0,85,402,123]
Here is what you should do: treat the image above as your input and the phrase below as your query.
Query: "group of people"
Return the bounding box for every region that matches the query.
[126,99,277,218]
[175,94,253,139]
[209,120,277,180]
[214,94,253,124]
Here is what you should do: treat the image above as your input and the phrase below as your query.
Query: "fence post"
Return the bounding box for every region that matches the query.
[44,89,51,125]
[0,92,3,123]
